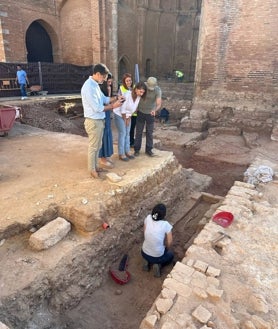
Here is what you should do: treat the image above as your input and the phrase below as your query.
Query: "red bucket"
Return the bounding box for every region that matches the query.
[212,211,234,228]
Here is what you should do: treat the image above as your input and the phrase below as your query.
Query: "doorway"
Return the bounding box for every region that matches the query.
[26,21,53,63]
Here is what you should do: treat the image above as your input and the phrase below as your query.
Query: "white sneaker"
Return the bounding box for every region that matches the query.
[21,96,28,100]
[21,97,25,100]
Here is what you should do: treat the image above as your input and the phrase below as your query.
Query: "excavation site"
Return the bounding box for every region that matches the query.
[0,93,277,329]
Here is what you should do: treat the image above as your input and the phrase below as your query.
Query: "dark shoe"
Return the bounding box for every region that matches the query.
[153,264,161,278]
[119,156,129,162]
[142,260,150,272]
[145,150,155,157]
[134,151,140,157]
[126,153,135,159]
[96,167,108,172]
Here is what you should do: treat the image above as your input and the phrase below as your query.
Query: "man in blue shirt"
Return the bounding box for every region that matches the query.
[16,64,29,100]
[81,63,123,179]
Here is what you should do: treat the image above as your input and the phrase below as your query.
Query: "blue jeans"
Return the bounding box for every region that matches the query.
[141,249,174,267]
[114,114,131,156]
[20,83,27,97]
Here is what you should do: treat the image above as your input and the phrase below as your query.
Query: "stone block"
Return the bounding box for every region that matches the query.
[193,287,208,299]
[106,172,122,183]
[193,260,208,273]
[155,298,173,315]
[186,259,195,267]
[173,261,195,277]
[206,285,223,299]
[192,305,212,323]
[29,217,71,250]
[206,276,220,287]
[141,315,157,328]
[206,266,221,277]
[163,278,192,298]
[161,288,177,300]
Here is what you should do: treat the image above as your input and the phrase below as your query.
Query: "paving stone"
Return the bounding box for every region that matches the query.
[193,260,208,273]
[206,277,220,287]
[173,261,195,276]
[192,305,212,324]
[206,285,223,299]
[155,298,173,315]
[161,287,177,300]
[228,186,258,198]
[163,278,192,298]
[193,286,208,299]
[186,259,195,267]
[234,181,256,189]
[191,270,207,289]
[141,314,157,328]
[206,266,221,277]
[170,271,191,285]
[191,277,208,289]
[29,217,71,250]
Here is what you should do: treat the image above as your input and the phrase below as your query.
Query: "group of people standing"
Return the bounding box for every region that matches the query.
[81,63,173,278]
[81,63,162,179]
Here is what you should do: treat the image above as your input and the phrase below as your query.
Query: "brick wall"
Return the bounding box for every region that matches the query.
[195,0,278,110]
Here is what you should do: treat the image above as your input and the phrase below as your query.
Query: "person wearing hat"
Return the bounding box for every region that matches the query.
[141,203,174,277]
[134,77,162,157]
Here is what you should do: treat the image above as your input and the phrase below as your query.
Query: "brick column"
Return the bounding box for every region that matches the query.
[109,0,118,86]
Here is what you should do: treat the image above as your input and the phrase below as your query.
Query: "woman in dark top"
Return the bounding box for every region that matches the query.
[99,73,114,167]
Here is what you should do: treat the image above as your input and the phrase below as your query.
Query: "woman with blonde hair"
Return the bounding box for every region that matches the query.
[114,81,147,161]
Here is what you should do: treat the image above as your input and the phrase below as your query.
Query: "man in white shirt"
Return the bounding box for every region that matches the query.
[81,63,123,179]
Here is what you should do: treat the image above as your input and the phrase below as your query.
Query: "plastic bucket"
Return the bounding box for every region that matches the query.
[212,211,234,228]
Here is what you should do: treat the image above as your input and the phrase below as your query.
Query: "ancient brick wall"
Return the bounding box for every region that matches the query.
[0,1,59,62]
[195,0,278,110]
[128,0,200,81]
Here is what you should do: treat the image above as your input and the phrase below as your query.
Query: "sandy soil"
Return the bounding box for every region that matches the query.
[1,99,277,329]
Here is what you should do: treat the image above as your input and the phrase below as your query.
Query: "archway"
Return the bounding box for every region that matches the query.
[26,21,53,62]
[118,56,131,81]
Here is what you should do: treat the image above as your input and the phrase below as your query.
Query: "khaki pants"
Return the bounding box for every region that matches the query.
[84,118,104,171]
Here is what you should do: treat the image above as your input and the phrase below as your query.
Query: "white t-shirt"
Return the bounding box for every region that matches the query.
[142,214,173,257]
[113,90,140,118]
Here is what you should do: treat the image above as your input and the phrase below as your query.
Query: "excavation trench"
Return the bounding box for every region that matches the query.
[0,101,249,328]
[19,150,246,329]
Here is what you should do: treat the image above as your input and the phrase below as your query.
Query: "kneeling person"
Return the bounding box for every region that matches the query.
[141,203,174,277]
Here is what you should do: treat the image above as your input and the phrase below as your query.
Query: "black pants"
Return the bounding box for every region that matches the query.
[134,111,154,153]
[130,115,137,146]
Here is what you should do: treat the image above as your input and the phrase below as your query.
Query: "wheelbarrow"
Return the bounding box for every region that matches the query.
[27,85,42,96]
[27,85,48,96]
[0,105,20,136]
